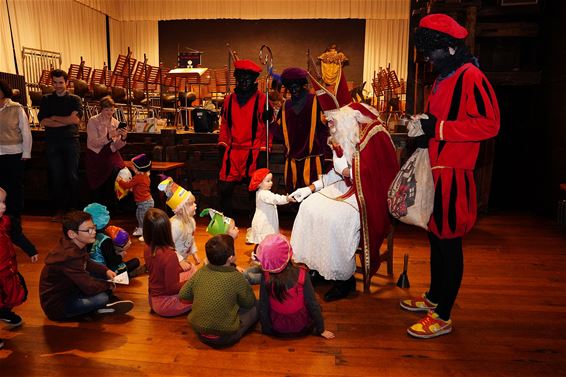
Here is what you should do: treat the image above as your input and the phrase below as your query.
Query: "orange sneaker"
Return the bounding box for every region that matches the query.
[400,293,438,312]
[407,311,452,339]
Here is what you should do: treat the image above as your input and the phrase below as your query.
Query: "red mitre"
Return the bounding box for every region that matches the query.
[307,67,352,114]
[234,59,262,73]
[419,14,468,39]
[308,73,340,112]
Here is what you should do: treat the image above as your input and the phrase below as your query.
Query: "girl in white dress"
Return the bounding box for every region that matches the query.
[246,168,293,245]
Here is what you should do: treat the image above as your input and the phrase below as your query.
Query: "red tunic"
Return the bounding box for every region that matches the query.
[426,63,500,238]
[352,121,399,281]
[277,93,332,192]
[218,91,269,182]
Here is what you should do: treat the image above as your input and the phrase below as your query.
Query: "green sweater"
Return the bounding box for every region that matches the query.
[179,264,256,335]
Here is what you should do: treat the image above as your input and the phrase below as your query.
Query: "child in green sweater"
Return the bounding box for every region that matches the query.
[179,234,257,348]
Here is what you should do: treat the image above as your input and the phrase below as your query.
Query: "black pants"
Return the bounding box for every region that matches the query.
[218,179,255,219]
[426,232,463,321]
[0,154,36,256]
[46,139,80,213]
[91,168,120,215]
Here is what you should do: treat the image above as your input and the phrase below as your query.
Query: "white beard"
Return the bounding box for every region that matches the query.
[327,106,376,163]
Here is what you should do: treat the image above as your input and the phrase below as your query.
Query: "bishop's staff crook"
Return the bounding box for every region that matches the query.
[259,45,273,169]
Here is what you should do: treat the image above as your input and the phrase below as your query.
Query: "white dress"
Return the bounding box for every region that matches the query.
[170,215,197,262]
[247,189,289,244]
[291,170,360,281]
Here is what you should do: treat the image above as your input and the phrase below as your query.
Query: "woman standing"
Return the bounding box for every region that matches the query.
[85,96,127,211]
[0,79,38,259]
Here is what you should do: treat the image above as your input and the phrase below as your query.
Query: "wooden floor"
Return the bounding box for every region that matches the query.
[1,211,565,376]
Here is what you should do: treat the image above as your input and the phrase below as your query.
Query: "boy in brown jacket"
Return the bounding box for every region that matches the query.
[39,211,133,321]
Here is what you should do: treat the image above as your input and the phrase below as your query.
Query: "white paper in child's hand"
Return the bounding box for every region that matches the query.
[108,271,129,285]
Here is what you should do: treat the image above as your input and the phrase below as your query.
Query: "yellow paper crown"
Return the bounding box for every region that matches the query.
[158,177,192,213]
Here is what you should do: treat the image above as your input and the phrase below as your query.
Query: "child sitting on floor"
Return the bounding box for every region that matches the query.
[117,153,154,241]
[200,207,263,284]
[199,208,239,240]
[84,203,141,277]
[179,234,257,348]
[105,225,145,277]
[158,177,201,270]
[256,233,334,339]
[144,208,194,317]
[39,210,133,321]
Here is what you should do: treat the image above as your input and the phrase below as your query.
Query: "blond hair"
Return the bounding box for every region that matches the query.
[172,192,196,239]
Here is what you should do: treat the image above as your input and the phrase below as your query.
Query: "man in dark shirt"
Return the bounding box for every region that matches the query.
[38,69,83,220]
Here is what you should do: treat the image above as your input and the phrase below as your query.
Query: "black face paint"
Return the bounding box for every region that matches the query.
[288,82,307,101]
[415,27,475,78]
[424,48,449,65]
[235,72,256,94]
[422,47,459,77]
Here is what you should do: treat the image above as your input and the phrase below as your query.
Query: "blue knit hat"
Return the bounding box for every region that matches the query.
[83,203,110,230]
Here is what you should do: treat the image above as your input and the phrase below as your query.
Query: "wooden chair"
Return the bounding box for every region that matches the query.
[90,64,111,88]
[355,221,395,293]
[38,69,52,86]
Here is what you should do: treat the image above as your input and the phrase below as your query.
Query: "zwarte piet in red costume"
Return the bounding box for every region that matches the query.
[401,13,500,339]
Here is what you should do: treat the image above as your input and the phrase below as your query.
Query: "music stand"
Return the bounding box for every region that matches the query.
[133,55,160,114]
[112,49,137,126]
[167,67,208,129]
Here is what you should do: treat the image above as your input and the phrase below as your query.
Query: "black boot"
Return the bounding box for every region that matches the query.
[323,276,356,302]
[308,270,326,286]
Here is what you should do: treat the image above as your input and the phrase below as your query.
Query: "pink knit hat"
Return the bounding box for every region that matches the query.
[256,234,293,273]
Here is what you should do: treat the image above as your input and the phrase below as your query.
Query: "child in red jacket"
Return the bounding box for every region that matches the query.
[143,208,194,317]
[0,187,38,348]
[117,154,154,241]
